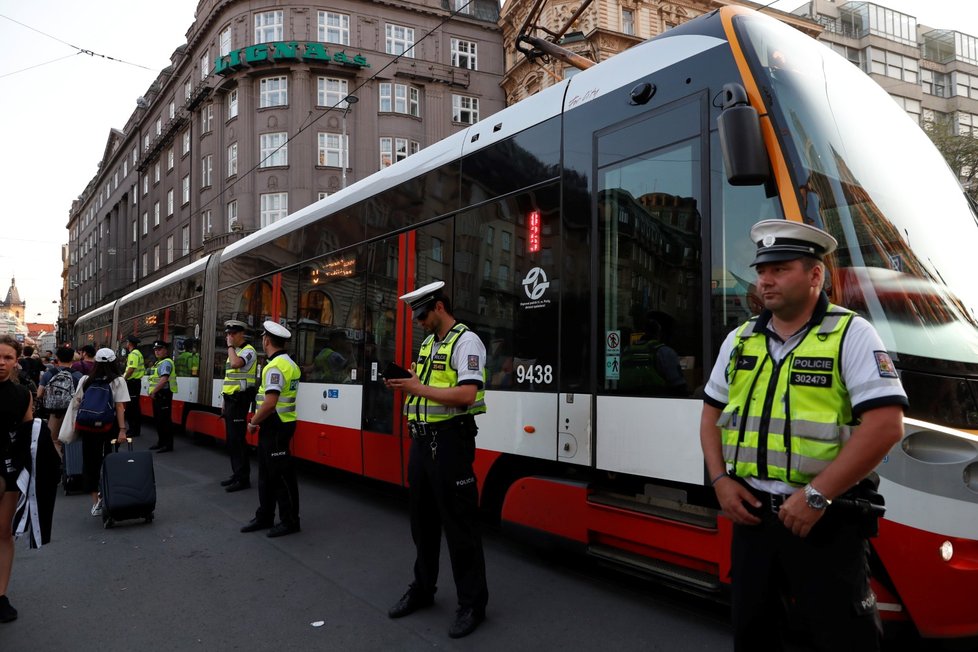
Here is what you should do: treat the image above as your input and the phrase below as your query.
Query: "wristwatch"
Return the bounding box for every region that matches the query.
[804,483,832,510]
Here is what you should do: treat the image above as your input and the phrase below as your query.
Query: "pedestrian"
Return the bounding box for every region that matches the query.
[239,321,301,538]
[71,345,96,376]
[123,336,144,438]
[147,341,177,453]
[36,346,84,456]
[0,334,34,623]
[699,220,907,651]
[221,320,258,493]
[384,281,489,639]
[71,348,129,517]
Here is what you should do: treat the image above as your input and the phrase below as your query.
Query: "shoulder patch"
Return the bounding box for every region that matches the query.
[874,351,898,378]
[467,355,480,371]
[269,371,282,385]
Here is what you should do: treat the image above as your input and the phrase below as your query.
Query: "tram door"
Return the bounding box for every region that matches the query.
[593,94,708,483]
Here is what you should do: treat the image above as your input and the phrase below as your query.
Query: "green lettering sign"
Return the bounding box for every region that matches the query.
[244,44,270,64]
[303,42,330,62]
[213,42,370,76]
[272,41,299,60]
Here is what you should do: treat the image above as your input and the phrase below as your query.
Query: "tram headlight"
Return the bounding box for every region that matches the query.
[940,540,954,562]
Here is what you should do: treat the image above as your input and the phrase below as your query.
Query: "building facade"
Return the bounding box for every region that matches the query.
[65,0,505,328]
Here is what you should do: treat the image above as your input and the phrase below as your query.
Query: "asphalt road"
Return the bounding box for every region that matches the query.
[1,425,905,651]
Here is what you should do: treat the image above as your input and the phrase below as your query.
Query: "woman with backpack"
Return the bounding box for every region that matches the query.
[69,348,129,517]
[0,334,34,623]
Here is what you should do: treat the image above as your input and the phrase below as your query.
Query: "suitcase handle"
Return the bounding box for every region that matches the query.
[110,439,134,452]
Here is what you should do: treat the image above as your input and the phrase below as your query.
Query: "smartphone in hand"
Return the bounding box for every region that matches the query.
[382,362,412,379]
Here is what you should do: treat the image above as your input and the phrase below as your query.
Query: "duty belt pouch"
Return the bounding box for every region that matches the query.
[853,475,885,538]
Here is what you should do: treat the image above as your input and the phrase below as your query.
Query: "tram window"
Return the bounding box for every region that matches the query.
[598,136,704,397]
[461,116,560,201]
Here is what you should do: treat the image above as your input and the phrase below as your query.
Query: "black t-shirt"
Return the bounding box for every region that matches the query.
[1,378,31,471]
[19,357,44,386]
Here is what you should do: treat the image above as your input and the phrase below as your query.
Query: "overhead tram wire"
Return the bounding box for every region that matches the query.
[0,52,83,80]
[190,0,478,222]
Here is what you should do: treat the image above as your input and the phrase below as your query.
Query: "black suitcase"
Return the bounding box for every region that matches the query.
[62,439,85,495]
[100,440,156,528]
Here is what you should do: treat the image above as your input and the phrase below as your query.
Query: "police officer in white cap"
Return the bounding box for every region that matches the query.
[384,281,489,639]
[221,320,257,492]
[240,321,302,538]
[699,220,907,651]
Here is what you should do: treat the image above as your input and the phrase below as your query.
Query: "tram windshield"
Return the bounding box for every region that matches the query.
[737,14,978,367]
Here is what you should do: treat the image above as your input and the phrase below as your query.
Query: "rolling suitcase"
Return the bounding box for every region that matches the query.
[100,440,156,528]
[62,439,85,495]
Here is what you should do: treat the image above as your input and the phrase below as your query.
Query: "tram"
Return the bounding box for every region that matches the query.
[74,6,978,641]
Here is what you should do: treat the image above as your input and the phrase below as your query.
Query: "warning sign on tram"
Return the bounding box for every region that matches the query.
[606,330,621,380]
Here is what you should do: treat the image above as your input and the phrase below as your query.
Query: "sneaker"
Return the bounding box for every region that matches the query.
[91,500,103,517]
[0,595,16,623]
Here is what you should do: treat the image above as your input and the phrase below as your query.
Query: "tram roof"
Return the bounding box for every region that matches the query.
[118,254,210,307]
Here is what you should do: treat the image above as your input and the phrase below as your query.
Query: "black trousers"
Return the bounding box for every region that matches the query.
[125,378,142,437]
[407,417,488,611]
[81,428,114,494]
[222,394,251,483]
[255,418,299,526]
[152,391,173,449]
[730,491,881,652]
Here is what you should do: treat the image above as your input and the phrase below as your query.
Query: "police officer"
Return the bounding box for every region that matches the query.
[699,220,907,651]
[384,281,489,639]
[147,341,177,453]
[221,320,257,492]
[123,336,144,437]
[240,321,301,538]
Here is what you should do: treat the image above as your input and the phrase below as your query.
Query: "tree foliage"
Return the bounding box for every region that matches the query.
[923,119,978,202]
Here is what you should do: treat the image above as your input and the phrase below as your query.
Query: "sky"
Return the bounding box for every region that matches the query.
[1,0,977,327]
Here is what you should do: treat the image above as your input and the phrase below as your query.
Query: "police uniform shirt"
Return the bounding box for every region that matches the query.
[432,330,486,388]
[232,347,257,375]
[262,352,289,395]
[156,359,174,379]
[705,297,907,495]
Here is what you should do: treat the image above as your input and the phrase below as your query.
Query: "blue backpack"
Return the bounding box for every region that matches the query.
[75,377,117,433]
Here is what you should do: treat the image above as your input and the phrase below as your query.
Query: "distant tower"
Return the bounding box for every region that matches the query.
[2,276,25,324]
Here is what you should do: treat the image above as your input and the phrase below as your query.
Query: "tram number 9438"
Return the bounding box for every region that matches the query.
[515,364,553,385]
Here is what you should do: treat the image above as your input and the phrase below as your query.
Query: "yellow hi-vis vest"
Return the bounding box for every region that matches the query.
[223,344,258,395]
[148,357,178,393]
[126,348,145,379]
[404,323,487,423]
[257,352,300,423]
[717,305,855,486]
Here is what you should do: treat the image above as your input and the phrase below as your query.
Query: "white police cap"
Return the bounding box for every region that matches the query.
[224,319,248,332]
[399,280,446,318]
[750,219,837,266]
[261,320,292,339]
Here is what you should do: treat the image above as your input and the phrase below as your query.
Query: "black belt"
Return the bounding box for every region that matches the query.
[407,416,471,440]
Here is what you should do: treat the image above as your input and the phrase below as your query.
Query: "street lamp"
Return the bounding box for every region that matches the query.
[341,95,359,189]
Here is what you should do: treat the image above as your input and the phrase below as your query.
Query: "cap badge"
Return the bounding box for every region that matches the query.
[762,234,777,247]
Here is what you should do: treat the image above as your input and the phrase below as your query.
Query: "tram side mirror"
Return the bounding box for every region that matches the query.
[717,83,770,186]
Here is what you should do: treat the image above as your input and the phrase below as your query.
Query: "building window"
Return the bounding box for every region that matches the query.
[132,146,138,165]
[452,94,479,123]
[228,142,238,176]
[182,174,191,204]
[317,77,349,108]
[501,230,511,251]
[142,211,148,235]
[379,83,419,116]
[255,11,284,44]
[154,201,160,226]
[154,244,160,271]
[132,220,137,243]
[202,209,212,237]
[142,252,148,277]
[317,132,348,167]
[227,200,238,230]
[260,192,289,227]
[184,79,192,101]
[622,9,635,35]
[166,235,174,265]
[451,38,477,70]
[220,26,232,56]
[259,76,288,107]
[318,192,329,201]
[201,104,213,132]
[132,259,137,283]
[318,11,350,45]
[259,132,289,167]
[167,189,174,216]
[156,118,162,136]
[182,225,190,257]
[154,162,161,183]
[182,130,190,155]
[169,102,175,119]
[201,156,212,188]
[167,148,174,171]
[380,137,419,168]
[452,0,472,15]
[142,175,148,195]
[869,48,918,83]
[386,24,415,58]
[144,134,150,151]
[199,51,210,80]
[954,72,978,100]
[922,69,949,98]
[228,88,238,119]
[432,237,444,262]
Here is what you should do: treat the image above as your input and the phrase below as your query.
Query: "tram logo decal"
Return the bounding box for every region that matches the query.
[521,267,551,310]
